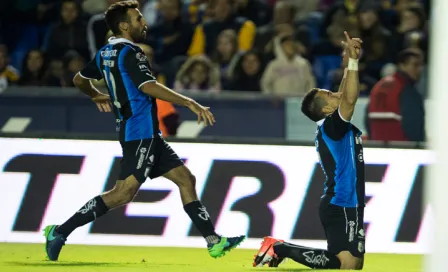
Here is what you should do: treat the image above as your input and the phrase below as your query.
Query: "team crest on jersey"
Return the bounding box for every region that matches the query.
[136,52,147,62]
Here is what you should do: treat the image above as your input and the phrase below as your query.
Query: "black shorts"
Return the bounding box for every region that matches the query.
[319,198,365,258]
[119,136,184,183]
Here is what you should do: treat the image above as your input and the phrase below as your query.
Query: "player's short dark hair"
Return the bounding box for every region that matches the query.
[301,88,327,122]
[397,48,423,65]
[104,0,139,35]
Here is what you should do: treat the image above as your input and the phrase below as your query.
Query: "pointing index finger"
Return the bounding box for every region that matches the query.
[344,31,351,42]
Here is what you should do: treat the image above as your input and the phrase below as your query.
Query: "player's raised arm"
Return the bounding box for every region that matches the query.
[339,31,362,121]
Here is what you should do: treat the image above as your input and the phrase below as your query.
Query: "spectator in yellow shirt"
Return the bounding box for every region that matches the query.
[188,0,256,56]
[0,45,19,92]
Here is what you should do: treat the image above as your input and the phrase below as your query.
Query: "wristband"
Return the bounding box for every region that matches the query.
[348,58,358,71]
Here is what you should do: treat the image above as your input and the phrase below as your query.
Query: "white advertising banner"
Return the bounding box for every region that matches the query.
[0,138,433,254]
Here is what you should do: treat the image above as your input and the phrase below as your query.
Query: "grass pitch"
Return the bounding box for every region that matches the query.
[0,243,422,272]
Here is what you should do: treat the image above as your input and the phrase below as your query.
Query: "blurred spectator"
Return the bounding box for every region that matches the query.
[138,43,167,84]
[18,49,46,86]
[212,29,240,88]
[186,0,208,25]
[391,4,426,58]
[141,0,162,27]
[228,50,264,92]
[358,2,393,81]
[188,0,256,56]
[44,0,89,61]
[254,1,296,56]
[284,0,320,21]
[87,0,120,59]
[157,99,180,137]
[62,51,86,87]
[43,60,64,87]
[321,0,361,38]
[82,0,109,15]
[146,0,194,64]
[234,0,272,26]
[367,48,425,142]
[174,55,221,93]
[0,45,20,92]
[261,35,315,96]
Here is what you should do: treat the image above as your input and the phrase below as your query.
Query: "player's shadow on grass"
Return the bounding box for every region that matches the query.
[256,269,310,271]
[6,261,130,267]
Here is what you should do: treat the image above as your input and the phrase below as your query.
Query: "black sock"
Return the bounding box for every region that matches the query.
[274,242,341,269]
[56,196,109,237]
[184,200,219,244]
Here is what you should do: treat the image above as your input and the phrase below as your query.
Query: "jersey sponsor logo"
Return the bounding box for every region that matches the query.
[348,221,355,242]
[359,229,365,237]
[198,206,211,221]
[303,251,330,266]
[103,60,115,67]
[139,64,149,71]
[78,198,97,214]
[136,52,147,62]
[358,241,365,253]
[137,147,147,169]
[101,49,117,57]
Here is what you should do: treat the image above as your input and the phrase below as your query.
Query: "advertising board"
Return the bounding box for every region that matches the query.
[0,138,432,254]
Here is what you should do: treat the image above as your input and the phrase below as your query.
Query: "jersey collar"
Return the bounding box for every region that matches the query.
[316,119,325,126]
[108,37,135,45]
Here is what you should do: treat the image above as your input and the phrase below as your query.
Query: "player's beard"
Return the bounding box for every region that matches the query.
[130,27,146,43]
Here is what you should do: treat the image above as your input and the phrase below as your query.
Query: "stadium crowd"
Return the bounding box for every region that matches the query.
[0,0,429,93]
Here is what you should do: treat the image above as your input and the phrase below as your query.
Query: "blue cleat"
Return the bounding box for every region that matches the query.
[43,225,66,261]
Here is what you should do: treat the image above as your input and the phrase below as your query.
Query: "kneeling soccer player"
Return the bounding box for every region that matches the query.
[254,31,365,270]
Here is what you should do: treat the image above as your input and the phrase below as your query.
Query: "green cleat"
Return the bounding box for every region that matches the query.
[207,235,246,258]
[43,225,66,261]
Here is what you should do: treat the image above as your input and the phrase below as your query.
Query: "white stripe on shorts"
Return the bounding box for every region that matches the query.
[135,139,143,156]
[343,208,348,234]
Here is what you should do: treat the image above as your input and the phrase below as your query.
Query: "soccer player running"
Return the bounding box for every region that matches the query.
[43,0,245,261]
[253,31,365,270]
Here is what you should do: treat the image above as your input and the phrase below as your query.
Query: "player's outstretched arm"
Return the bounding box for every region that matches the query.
[140,82,216,126]
[73,73,112,112]
[339,31,362,121]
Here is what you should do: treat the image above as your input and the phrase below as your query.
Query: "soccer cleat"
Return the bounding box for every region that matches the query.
[43,225,66,261]
[208,235,246,258]
[253,236,284,267]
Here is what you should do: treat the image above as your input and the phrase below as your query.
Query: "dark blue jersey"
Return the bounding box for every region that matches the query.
[315,108,365,208]
[79,37,158,142]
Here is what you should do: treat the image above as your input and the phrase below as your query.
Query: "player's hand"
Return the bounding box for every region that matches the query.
[343,31,363,60]
[91,93,112,112]
[187,100,216,126]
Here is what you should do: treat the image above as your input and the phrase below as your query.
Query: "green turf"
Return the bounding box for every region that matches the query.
[0,243,422,272]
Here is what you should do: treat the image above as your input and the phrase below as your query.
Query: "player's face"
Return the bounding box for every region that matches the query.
[317,89,342,115]
[127,8,148,43]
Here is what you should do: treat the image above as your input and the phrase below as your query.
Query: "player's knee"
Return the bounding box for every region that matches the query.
[177,173,196,189]
[109,179,139,206]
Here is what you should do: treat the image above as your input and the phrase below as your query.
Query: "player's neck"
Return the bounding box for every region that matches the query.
[115,34,134,43]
